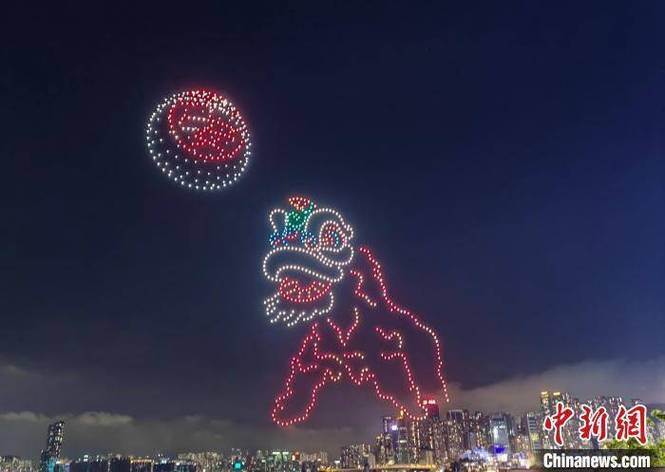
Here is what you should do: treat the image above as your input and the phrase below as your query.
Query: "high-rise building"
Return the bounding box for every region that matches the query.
[489,413,511,455]
[418,400,442,465]
[375,405,449,466]
[467,411,490,450]
[376,412,427,464]
[540,391,588,449]
[444,411,465,461]
[340,445,372,469]
[525,412,542,452]
[540,391,564,448]
[395,415,413,464]
[39,421,65,472]
[376,416,398,464]
[375,432,394,465]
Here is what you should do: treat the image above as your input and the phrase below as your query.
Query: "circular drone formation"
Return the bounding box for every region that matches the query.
[146,89,252,191]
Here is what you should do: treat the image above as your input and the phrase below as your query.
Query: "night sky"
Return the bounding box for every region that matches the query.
[2,0,664,458]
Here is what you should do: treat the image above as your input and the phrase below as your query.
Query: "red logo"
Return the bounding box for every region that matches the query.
[578,404,609,442]
[544,402,575,446]
[167,95,247,163]
[616,404,647,445]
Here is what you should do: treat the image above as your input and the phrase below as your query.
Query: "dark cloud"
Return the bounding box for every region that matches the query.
[446,357,665,414]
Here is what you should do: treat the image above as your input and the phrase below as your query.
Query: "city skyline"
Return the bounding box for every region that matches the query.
[3,387,663,462]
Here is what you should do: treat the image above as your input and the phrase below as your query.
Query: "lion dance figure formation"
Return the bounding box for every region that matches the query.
[262,196,449,426]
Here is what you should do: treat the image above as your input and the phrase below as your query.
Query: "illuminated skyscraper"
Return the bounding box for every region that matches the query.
[340,444,372,468]
[525,412,543,451]
[39,421,65,472]
[540,391,587,449]
[489,414,511,455]
[445,410,465,461]
[377,412,422,464]
[382,416,396,434]
[396,415,412,463]
[467,411,490,450]
[418,400,442,464]
[540,391,567,448]
[377,416,398,464]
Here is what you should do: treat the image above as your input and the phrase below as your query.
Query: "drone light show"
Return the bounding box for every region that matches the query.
[262,196,449,426]
[146,89,252,191]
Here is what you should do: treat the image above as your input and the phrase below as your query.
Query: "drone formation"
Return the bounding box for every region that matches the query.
[146,89,252,191]
[263,196,355,328]
[144,90,449,427]
[262,197,448,426]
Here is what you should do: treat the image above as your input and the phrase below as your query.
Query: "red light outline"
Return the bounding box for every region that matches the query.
[166,90,248,163]
[270,246,449,427]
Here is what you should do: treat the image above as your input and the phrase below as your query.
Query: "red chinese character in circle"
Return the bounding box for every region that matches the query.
[615,404,647,445]
[579,404,609,442]
[544,401,574,447]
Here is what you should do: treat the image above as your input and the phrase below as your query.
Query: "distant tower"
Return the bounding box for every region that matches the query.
[418,399,440,464]
[39,421,65,472]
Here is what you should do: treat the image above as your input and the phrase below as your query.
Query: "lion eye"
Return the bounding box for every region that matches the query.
[320,223,344,249]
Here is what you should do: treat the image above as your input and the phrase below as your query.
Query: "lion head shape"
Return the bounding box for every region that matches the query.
[262,196,355,327]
